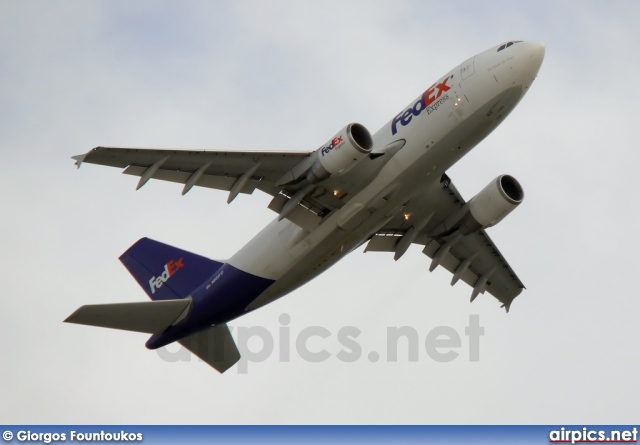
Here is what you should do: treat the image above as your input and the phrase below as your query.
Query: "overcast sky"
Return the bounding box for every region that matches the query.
[1,0,639,425]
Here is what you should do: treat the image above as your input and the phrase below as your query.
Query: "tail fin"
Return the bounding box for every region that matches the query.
[119,238,223,301]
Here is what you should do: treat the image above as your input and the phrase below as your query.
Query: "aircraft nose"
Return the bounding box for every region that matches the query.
[522,41,545,76]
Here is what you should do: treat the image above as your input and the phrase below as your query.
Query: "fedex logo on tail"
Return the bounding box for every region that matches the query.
[391,75,452,135]
[149,258,184,294]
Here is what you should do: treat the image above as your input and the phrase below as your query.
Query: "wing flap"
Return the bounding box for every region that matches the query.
[422,235,524,306]
[122,166,261,195]
[364,235,399,252]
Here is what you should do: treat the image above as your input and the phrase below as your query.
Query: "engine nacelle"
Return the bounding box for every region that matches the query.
[306,123,373,183]
[457,175,524,234]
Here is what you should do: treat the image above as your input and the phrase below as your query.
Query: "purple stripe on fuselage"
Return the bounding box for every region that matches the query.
[145,263,274,349]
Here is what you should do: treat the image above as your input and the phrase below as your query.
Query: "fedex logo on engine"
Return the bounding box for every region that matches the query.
[149,258,184,294]
[391,75,452,135]
[320,136,344,156]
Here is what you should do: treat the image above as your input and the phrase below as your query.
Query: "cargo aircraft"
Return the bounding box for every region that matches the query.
[66,41,545,372]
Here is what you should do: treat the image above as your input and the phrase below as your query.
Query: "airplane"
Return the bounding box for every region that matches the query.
[65,40,545,373]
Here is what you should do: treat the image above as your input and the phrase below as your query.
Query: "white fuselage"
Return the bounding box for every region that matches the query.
[229,41,545,313]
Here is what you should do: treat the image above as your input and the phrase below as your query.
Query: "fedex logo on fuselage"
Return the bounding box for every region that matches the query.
[149,258,184,294]
[320,136,344,156]
[391,75,452,135]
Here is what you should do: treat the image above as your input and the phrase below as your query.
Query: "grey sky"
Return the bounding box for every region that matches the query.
[1,0,639,424]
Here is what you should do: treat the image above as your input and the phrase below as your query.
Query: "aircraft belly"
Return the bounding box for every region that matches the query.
[245,228,369,310]
[227,218,308,279]
[241,88,525,312]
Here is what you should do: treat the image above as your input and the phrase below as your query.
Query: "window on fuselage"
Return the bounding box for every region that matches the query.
[497,41,523,52]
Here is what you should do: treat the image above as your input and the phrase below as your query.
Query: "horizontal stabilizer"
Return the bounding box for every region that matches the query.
[178,323,240,373]
[64,299,191,334]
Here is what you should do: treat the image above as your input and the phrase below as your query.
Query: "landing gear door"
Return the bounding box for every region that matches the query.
[460,56,475,80]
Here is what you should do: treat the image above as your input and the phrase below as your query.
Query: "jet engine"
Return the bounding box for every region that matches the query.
[306,123,373,183]
[457,175,524,235]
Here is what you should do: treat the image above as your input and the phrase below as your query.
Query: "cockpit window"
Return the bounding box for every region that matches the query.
[497,41,522,52]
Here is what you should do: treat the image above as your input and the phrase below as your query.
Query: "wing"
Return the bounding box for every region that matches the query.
[72,146,312,200]
[364,173,525,312]
[73,146,334,231]
[73,143,403,232]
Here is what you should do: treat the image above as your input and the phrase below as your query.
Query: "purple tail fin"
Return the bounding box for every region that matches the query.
[119,238,224,301]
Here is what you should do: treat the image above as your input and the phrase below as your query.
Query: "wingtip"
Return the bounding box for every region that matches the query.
[71,154,86,169]
[63,306,84,324]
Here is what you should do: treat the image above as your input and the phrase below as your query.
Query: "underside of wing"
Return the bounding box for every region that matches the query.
[73,146,321,230]
[365,173,525,312]
[72,135,404,232]
[73,146,311,199]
